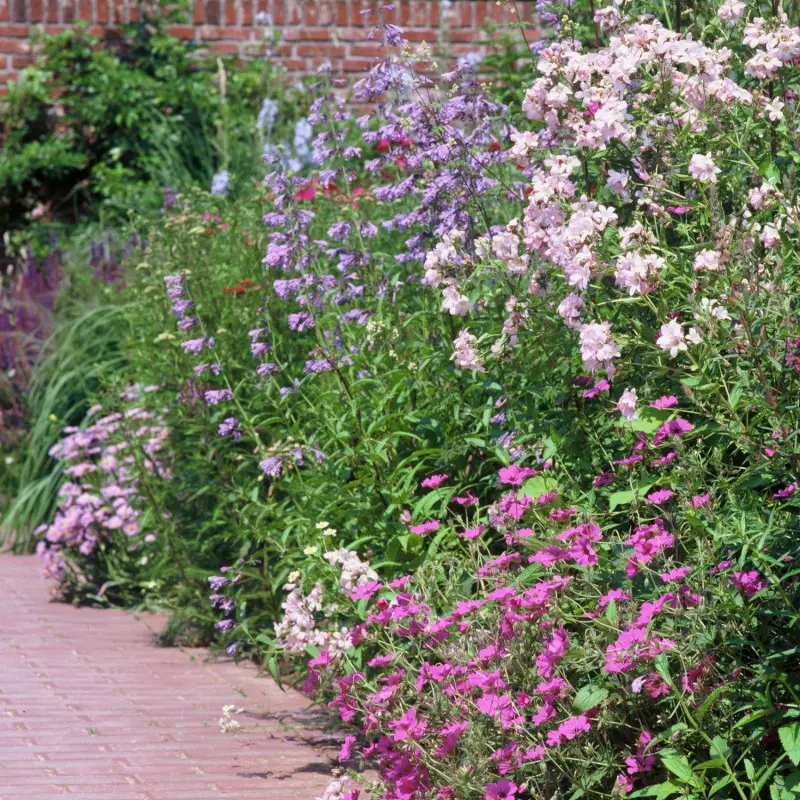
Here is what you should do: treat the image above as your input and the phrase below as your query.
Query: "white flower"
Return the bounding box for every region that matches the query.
[656,320,687,357]
[303,545,318,556]
[688,153,720,184]
[718,0,745,24]
[699,298,731,321]
[442,285,471,316]
[764,98,785,122]
[579,321,621,375]
[760,224,781,249]
[617,388,639,420]
[315,521,330,530]
[687,327,703,345]
[693,249,723,272]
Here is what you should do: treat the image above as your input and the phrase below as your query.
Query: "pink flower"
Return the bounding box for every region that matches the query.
[484,779,518,800]
[661,566,692,583]
[667,206,691,214]
[338,734,357,762]
[535,626,569,677]
[390,575,410,589]
[689,152,720,183]
[582,379,610,399]
[409,520,440,535]
[458,524,487,540]
[536,489,559,506]
[350,581,382,601]
[388,707,427,741]
[691,493,711,509]
[773,482,798,499]
[730,569,769,597]
[435,721,468,757]
[546,713,591,746]
[367,653,394,667]
[617,387,638,420]
[650,451,677,467]
[452,491,479,506]
[646,488,674,504]
[593,471,616,487]
[498,464,538,485]
[650,395,678,409]
[421,473,448,489]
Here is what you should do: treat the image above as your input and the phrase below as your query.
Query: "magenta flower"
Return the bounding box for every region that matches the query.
[650,395,678,409]
[661,566,692,582]
[730,569,769,596]
[646,488,674,504]
[484,779,518,800]
[338,734,357,762]
[650,451,677,467]
[691,493,711,509]
[498,464,538,485]
[773,481,798,499]
[458,524,487,540]
[388,707,427,741]
[350,581,382,601]
[593,471,616,487]
[546,713,592,746]
[421,473,448,489]
[409,519,440,535]
[435,721,468,757]
[582,379,610,399]
[536,488,559,506]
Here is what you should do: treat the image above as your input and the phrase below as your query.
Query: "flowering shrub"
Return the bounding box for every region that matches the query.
[36,384,170,602]
[22,0,800,796]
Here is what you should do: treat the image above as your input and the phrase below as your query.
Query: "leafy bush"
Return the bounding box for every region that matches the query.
[0,14,303,236]
[20,0,800,798]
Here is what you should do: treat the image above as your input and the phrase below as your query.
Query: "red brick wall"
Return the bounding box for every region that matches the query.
[0,1,537,96]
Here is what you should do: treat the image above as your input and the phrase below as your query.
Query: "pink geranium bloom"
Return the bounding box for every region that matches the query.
[421,473,448,489]
[435,721,468,757]
[536,489,559,506]
[388,707,427,741]
[583,379,610,399]
[350,581,382,601]
[409,519,440,535]
[773,481,798,499]
[650,395,679,409]
[485,779,519,800]
[650,451,677,467]
[691,493,711,509]
[730,569,769,596]
[661,566,692,582]
[546,713,592,746]
[646,488,674,504]
[452,491,479,506]
[498,464,538,485]
[458,524,487,540]
[338,734,357,762]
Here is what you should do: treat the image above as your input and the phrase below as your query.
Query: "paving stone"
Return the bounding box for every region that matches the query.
[0,555,339,799]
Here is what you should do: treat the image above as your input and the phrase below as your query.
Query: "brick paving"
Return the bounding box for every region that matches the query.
[0,555,340,799]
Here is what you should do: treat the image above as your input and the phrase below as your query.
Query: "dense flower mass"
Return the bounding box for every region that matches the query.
[36,385,169,596]
[30,1,800,798]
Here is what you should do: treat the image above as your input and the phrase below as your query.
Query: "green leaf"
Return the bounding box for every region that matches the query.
[572,685,609,713]
[780,724,800,766]
[520,474,558,499]
[609,483,653,510]
[709,736,731,761]
[660,750,700,788]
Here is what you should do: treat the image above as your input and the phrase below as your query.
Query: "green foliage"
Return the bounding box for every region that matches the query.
[0,18,303,235]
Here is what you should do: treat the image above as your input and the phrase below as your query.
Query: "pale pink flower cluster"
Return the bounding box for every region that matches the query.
[324,547,379,595]
[452,329,485,372]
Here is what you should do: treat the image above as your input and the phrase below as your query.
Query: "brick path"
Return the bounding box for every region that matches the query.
[0,555,340,799]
